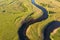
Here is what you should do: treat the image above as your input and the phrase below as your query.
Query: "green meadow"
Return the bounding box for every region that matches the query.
[0,0,60,40]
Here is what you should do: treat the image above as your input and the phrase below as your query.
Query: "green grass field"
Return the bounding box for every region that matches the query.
[0,0,60,40]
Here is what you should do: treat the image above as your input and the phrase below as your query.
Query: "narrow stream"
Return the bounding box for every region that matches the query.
[18,0,48,40]
[43,21,60,40]
[18,0,60,40]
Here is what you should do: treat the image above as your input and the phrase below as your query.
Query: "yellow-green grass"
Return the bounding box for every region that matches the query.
[0,0,33,40]
[0,0,60,40]
[0,0,43,40]
[29,0,60,40]
[50,28,60,40]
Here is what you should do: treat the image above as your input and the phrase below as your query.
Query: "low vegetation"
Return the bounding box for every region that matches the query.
[0,0,60,40]
[56,0,60,2]
[49,11,56,14]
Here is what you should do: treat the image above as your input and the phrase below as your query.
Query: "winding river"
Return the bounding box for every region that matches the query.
[18,0,48,40]
[43,21,60,40]
[18,0,60,40]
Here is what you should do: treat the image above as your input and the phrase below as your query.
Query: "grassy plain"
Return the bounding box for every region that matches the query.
[0,0,60,40]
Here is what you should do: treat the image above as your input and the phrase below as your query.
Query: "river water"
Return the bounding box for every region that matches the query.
[18,0,60,40]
